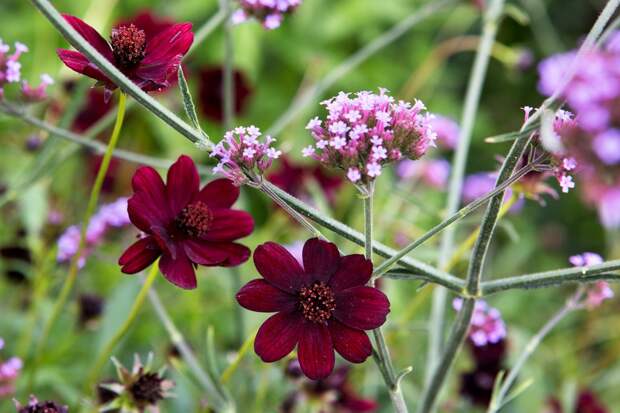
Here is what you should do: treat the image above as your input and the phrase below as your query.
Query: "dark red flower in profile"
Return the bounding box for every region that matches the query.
[236,238,390,379]
[269,157,342,205]
[198,66,253,122]
[283,361,377,413]
[119,155,254,289]
[57,14,193,96]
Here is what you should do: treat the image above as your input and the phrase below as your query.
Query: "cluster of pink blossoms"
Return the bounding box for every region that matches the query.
[538,32,620,228]
[569,253,614,309]
[0,338,22,399]
[302,89,436,189]
[57,197,130,268]
[453,298,507,347]
[0,39,53,102]
[232,0,302,30]
[211,126,282,185]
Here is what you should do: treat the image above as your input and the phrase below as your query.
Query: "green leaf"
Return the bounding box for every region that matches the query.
[178,67,201,131]
[504,4,530,26]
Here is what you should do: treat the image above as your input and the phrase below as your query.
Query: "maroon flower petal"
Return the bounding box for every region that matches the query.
[302,238,340,283]
[236,279,297,312]
[298,323,335,380]
[183,240,250,267]
[328,254,373,292]
[204,209,254,242]
[166,155,200,216]
[129,166,172,228]
[151,225,178,259]
[62,14,113,60]
[56,49,113,86]
[159,252,197,289]
[254,311,303,362]
[328,320,372,363]
[253,242,306,293]
[118,236,161,274]
[194,178,240,209]
[339,391,378,413]
[142,23,193,64]
[334,287,390,330]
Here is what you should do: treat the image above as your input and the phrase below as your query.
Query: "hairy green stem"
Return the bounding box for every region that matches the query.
[148,289,233,411]
[363,187,409,413]
[32,92,127,378]
[487,290,584,412]
[85,261,159,392]
[266,0,456,136]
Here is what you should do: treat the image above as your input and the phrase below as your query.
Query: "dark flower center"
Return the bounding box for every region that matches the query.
[299,282,336,324]
[130,372,164,406]
[175,201,213,238]
[18,401,67,413]
[111,25,146,68]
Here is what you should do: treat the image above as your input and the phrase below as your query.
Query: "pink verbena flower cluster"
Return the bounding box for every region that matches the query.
[302,89,436,188]
[454,298,507,347]
[569,253,614,309]
[0,338,22,399]
[232,0,302,30]
[211,126,282,185]
[538,32,620,228]
[0,39,53,102]
[57,197,130,268]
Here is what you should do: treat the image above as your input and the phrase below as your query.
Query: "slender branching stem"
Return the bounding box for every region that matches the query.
[85,262,160,392]
[32,92,127,379]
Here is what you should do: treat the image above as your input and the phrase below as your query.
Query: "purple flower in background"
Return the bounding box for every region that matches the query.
[0,339,22,399]
[303,89,435,188]
[569,253,614,309]
[592,129,620,165]
[0,40,53,102]
[233,0,303,30]
[57,197,130,268]
[211,126,282,185]
[397,159,450,189]
[454,298,507,347]
[429,115,460,150]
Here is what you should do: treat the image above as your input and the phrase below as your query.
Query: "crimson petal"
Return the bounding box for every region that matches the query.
[194,178,240,209]
[62,14,113,60]
[129,166,172,227]
[142,23,193,64]
[302,238,340,283]
[184,240,250,267]
[166,155,200,215]
[236,279,296,312]
[119,236,161,274]
[334,287,390,330]
[254,242,306,293]
[254,311,303,362]
[203,209,254,242]
[159,252,197,289]
[328,319,372,363]
[328,254,373,292]
[298,323,335,380]
[56,49,113,86]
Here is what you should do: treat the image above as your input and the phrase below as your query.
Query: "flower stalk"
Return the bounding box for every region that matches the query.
[363,184,409,413]
[85,261,160,393]
[32,92,127,377]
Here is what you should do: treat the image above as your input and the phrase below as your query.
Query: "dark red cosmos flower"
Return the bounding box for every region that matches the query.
[236,238,390,380]
[57,14,193,96]
[546,390,609,413]
[198,66,253,122]
[119,155,254,289]
[268,157,342,205]
[115,10,175,41]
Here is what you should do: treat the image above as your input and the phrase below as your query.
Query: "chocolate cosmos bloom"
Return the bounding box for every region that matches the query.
[119,155,254,289]
[236,238,390,379]
[57,14,193,96]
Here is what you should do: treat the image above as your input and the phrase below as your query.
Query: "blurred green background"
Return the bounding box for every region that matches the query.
[0,0,618,411]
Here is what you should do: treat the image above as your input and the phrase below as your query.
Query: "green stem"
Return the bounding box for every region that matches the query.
[425,0,505,387]
[32,92,127,377]
[148,289,233,411]
[30,0,207,145]
[363,186,409,413]
[487,290,584,412]
[85,262,159,392]
[266,0,456,136]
